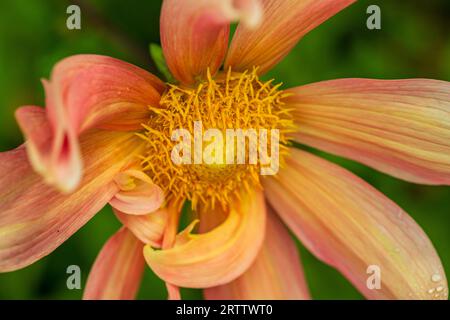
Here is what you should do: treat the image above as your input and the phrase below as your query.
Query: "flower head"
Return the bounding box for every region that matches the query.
[140,68,294,209]
[0,0,449,300]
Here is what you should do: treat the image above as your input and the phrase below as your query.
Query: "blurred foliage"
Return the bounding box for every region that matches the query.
[0,0,449,300]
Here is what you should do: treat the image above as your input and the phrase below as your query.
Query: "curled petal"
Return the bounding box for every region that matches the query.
[287,78,450,185]
[0,130,144,272]
[83,228,145,300]
[226,0,355,74]
[264,149,448,300]
[174,220,200,247]
[114,208,167,248]
[16,106,80,192]
[46,54,165,132]
[161,0,262,84]
[144,190,266,288]
[109,169,164,215]
[205,208,310,300]
[16,54,164,192]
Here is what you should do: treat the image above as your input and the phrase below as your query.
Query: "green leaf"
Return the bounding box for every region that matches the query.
[149,43,175,83]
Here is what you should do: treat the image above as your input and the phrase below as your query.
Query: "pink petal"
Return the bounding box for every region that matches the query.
[160,0,262,84]
[83,228,145,300]
[287,78,450,185]
[16,106,82,192]
[0,130,144,272]
[109,169,165,215]
[143,190,266,288]
[263,148,448,300]
[46,54,165,132]
[204,208,310,299]
[225,0,355,75]
[16,55,164,192]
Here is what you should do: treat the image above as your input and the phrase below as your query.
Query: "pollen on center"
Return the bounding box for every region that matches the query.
[138,68,296,210]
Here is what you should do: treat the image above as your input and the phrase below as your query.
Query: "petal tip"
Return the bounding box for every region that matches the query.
[224,0,263,28]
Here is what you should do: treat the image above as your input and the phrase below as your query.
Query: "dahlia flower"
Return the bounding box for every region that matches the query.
[0,0,448,300]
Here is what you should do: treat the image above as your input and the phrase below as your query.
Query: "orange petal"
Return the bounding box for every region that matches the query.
[160,202,184,300]
[16,55,164,192]
[143,189,266,288]
[263,149,448,300]
[204,208,310,299]
[160,0,262,84]
[83,228,145,300]
[109,169,164,215]
[287,78,450,185]
[119,200,182,299]
[225,0,355,74]
[114,208,167,248]
[0,130,144,272]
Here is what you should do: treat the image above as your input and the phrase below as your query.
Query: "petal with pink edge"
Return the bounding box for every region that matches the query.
[47,54,165,132]
[16,54,164,192]
[263,149,448,300]
[287,78,450,185]
[83,228,145,300]
[225,0,355,75]
[0,130,144,272]
[160,0,262,84]
[143,190,266,288]
[204,207,310,300]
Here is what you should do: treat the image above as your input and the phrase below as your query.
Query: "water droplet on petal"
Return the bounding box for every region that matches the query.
[431,274,442,283]
[436,286,444,292]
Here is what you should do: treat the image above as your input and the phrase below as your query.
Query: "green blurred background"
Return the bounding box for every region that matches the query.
[0,0,449,299]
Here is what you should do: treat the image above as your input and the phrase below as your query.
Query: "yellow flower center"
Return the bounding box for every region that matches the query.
[139,68,295,210]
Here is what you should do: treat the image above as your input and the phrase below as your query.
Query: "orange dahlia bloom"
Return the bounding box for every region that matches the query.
[1,0,449,300]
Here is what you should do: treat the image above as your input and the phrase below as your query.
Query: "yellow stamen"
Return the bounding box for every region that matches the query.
[140,68,295,210]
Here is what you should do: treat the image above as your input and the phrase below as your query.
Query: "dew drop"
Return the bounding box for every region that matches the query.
[436,286,444,292]
[431,274,441,283]
[428,288,435,294]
